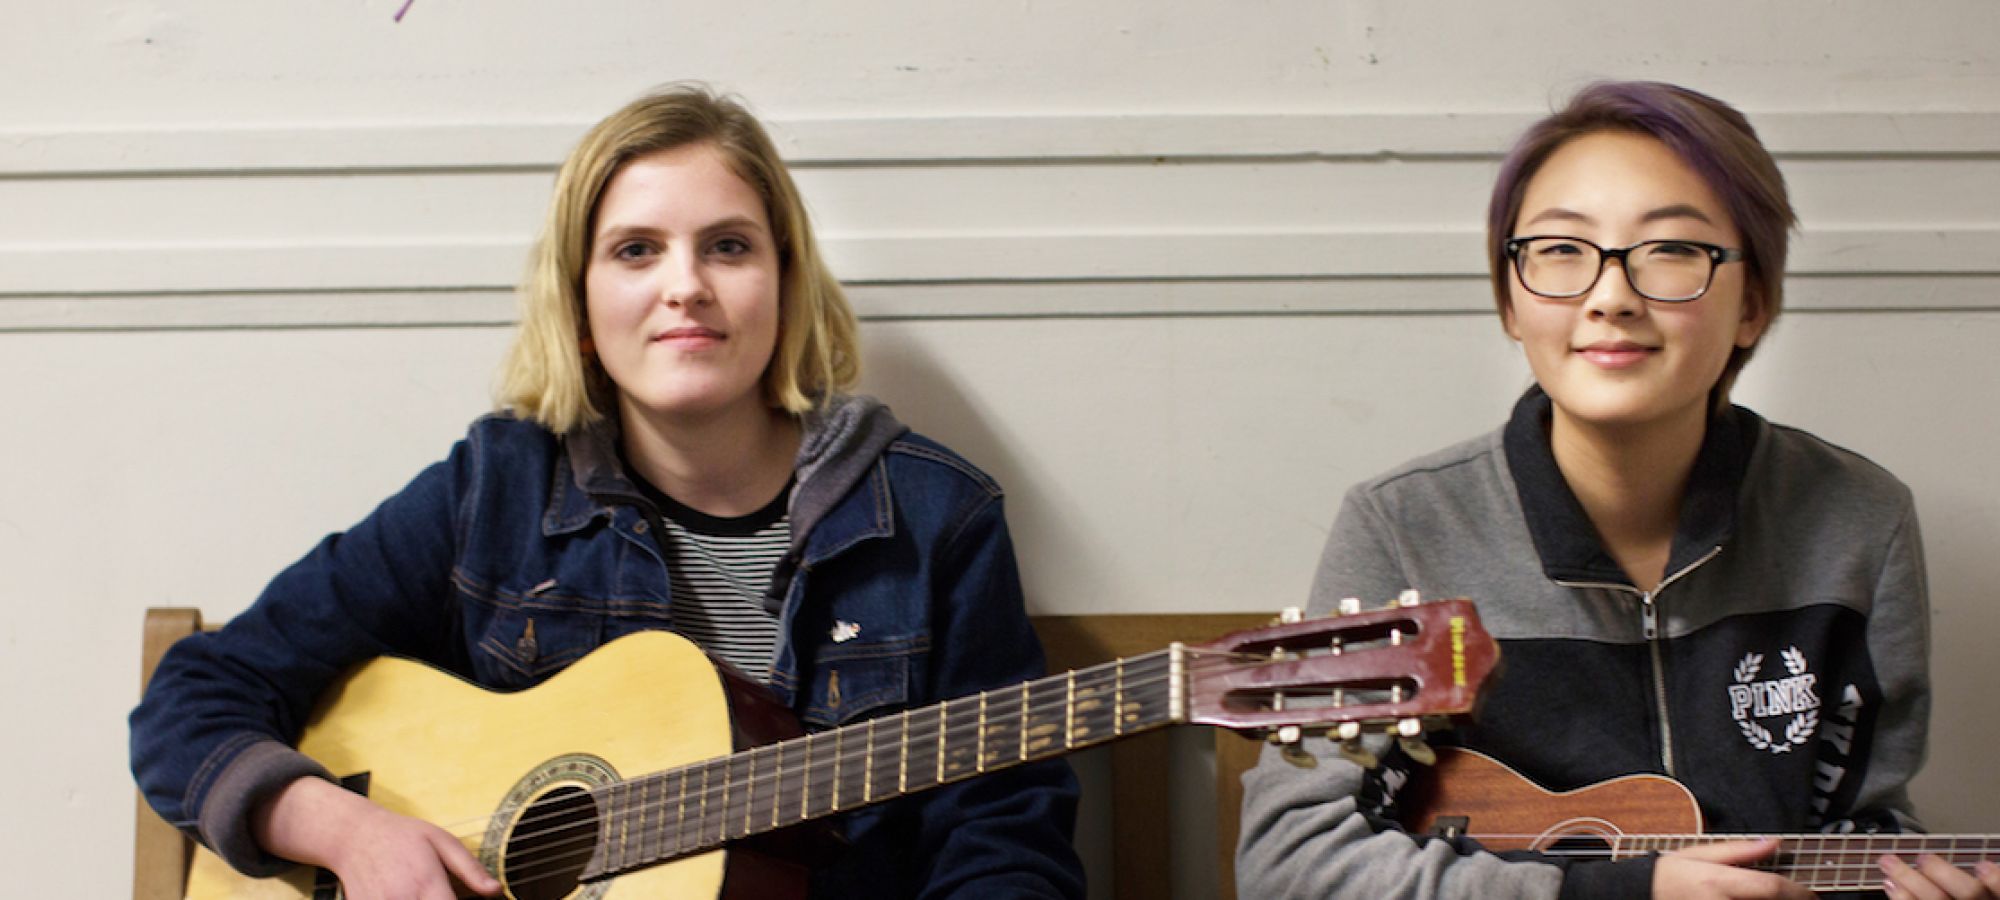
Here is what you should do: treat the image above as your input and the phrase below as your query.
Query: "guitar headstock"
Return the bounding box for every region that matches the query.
[1184,593,1497,758]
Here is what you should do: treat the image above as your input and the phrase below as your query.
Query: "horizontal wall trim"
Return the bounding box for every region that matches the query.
[5,111,1998,176]
[7,275,1997,333]
[3,228,1995,298]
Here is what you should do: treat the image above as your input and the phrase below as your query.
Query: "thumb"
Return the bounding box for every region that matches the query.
[429,830,503,896]
[1668,837,1783,867]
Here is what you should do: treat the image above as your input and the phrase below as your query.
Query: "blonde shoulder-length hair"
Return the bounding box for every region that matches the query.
[497,84,860,432]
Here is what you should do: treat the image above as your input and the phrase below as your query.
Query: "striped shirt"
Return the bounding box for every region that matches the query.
[630,474,791,683]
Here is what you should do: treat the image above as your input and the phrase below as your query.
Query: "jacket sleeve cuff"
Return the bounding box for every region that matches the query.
[1557,856,1655,900]
[196,739,336,877]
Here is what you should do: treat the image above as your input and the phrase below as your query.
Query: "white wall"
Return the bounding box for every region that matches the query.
[4,2,1997,897]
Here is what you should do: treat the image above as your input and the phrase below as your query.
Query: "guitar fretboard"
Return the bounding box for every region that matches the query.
[1612,834,1997,892]
[584,646,1186,879]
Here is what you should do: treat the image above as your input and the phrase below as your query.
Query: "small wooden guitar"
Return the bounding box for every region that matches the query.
[183,596,1497,900]
[1399,746,1996,892]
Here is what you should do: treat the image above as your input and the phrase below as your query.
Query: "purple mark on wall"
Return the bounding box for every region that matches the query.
[394,0,415,21]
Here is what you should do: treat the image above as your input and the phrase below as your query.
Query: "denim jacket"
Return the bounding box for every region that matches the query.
[130,395,1085,899]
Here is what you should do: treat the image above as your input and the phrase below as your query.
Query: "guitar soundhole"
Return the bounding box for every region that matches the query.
[502,784,599,900]
[1548,835,1612,855]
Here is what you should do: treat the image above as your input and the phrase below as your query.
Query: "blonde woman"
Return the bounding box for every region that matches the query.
[132,85,1084,900]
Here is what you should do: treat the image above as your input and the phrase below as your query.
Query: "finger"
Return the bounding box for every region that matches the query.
[1915,854,1990,900]
[428,830,503,896]
[1671,837,1784,866]
[1882,853,1949,900]
[1977,861,2000,896]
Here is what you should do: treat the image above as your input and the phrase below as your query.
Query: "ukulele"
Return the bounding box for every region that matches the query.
[183,595,1497,899]
[1399,746,1995,892]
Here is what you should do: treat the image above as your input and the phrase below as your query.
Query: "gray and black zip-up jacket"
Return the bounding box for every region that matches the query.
[1238,388,1929,899]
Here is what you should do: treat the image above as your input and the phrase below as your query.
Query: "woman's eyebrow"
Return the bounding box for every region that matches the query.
[1521,207,1593,228]
[1640,203,1715,225]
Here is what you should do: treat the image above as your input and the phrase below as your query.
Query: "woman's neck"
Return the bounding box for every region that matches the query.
[1548,403,1709,592]
[617,398,802,518]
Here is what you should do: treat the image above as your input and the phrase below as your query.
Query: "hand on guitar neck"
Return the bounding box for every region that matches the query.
[1658,840,2000,900]
[254,776,503,900]
[1401,747,2000,899]
[1655,839,1811,900]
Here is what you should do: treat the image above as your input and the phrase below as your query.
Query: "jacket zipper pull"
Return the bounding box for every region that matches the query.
[1640,593,1658,640]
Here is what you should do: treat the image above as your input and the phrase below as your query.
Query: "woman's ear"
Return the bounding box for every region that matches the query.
[1501,301,1522,341]
[1734,284,1771,349]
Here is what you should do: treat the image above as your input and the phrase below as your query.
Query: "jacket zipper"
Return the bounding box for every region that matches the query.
[1555,545,1722,777]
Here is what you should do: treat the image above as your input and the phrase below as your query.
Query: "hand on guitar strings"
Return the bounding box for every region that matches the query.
[252,775,504,900]
[1880,853,2000,900]
[1654,838,1813,900]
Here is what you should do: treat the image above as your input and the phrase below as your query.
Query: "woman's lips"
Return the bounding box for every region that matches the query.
[654,326,725,349]
[1576,341,1656,369]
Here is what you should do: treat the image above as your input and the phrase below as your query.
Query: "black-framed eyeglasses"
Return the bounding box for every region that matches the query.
[1505,235,1745,303]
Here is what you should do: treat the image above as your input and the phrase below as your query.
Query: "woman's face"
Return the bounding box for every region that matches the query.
[1504,130,1768,435]
[584,143,783,425]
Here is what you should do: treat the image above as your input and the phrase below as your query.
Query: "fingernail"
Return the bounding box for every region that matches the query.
[1883,880,1902,897]
[1979,860,1999,877]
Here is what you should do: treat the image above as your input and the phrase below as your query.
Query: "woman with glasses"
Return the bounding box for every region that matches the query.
[130,85,1085,900]
[1239,81,1996,899]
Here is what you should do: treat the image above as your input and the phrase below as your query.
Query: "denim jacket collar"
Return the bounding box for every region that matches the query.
[542,395,912,558]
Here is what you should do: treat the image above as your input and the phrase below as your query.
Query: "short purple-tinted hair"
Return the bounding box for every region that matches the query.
[1487,81,1797,396]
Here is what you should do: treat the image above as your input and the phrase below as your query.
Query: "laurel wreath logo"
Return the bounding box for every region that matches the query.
[1732,648,1816,754]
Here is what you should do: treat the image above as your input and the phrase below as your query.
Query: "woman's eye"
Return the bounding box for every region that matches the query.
[612,241,655,261]
[1646,241,1703,258]
[710,236,751,257]
[1535,240,1588,258]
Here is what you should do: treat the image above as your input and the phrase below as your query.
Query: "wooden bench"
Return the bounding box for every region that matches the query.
[132,608,1269,900]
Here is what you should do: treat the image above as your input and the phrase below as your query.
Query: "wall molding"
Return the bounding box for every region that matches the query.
[4,227,1994,295]
[4,111,1998,176]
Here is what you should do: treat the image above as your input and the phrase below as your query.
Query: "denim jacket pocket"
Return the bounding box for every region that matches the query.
[799,638,919,727]
[457,570,607,690]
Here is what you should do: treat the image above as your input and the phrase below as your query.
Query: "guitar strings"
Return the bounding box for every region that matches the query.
[1442,835,1994,890]
[458,647,1395,888]
[466,651,1194,888]
[477,652,1207,886]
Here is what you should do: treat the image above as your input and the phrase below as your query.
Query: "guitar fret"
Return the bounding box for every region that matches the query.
[1113,659,1124,737]
[899,710,911,794]
[674,768,689,857]
[831,729,844,812]
[864,717,876,803]
[935,702,948,784]
[1018,681,1030,761]
[976,691,988,774]
[1064,670,1076,750]
[800,732,814,822]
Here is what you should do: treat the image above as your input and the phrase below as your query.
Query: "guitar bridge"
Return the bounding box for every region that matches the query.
[1430,815,1469,840]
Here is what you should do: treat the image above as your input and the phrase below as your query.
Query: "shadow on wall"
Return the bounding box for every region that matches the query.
[857,327,1096,618]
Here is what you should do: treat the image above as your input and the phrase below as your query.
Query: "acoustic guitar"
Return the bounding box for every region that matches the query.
[1399,746,1996,892]
[183,596,1497,899]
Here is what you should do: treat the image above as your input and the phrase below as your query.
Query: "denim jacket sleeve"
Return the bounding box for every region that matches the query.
[905,494,1085,900]
[128,437,475,875]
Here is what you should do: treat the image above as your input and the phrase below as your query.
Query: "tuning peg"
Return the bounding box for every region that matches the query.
[1268,724,1319,768]
[1336,738,1378,769]
[1328,720,1376,767]
[1398,735,1437,766]
[1278,606,1305,624]
[1398,588,1422,608]
[1338,596,1361,616]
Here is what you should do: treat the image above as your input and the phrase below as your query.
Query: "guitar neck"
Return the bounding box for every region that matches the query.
[586,646,1187,879]
[1614,834,1998,892]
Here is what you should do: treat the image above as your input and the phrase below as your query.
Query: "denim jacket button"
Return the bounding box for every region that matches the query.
[515,619,538,662]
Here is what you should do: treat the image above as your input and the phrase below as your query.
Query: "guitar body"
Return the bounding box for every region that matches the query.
[1398,747,1702,853]
[184,630,806,900]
